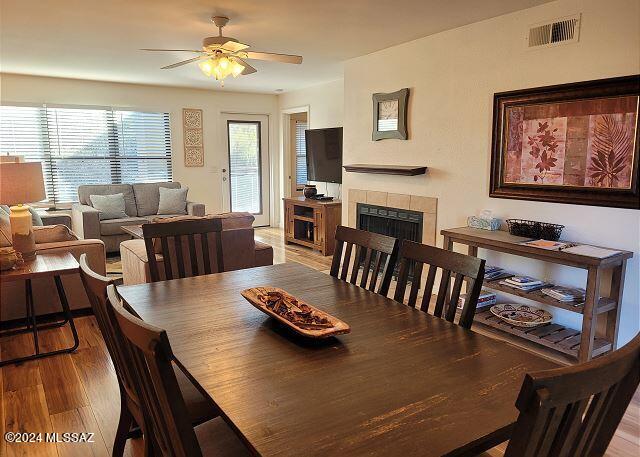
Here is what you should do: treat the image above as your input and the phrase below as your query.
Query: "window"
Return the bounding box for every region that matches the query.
[0,104,172,204]
[295,120,308,187]
[227,121,262,214]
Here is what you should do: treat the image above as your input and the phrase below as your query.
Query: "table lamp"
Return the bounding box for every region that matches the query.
[0,162,46,260]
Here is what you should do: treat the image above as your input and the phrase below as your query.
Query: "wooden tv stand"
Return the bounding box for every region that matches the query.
[283,197,342,256]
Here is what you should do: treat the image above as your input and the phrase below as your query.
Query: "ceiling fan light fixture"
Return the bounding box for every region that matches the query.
[198,58,215,77]
[230,59,245,77]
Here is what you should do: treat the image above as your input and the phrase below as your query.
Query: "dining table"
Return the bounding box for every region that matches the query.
[117,262,558,456]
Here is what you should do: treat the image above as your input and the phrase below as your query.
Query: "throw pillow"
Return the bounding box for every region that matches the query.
[157,187,188,215]
[33,225,77,244]
[0,205,43,226]
[0,206,12,247]
[89,193,128,220]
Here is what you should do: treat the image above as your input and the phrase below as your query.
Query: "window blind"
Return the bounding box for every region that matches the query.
[0,105,172,204]
[227,121,261,214]
[295,120,308,186]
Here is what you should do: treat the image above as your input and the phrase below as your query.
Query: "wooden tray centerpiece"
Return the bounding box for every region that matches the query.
[241,287,351,338]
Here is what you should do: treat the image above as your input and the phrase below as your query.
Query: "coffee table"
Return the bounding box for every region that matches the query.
[0,252,80,366]
[121,224,144,239]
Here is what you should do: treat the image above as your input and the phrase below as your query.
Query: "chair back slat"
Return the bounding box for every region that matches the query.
[188,234,199,276]
[174,235,186,278]
[142,218,224,282]
[201,234,211,275]
[349,245,362,284]
[391,240,485,329]
[340,242,353,281]
[331,226,399,297]
[108,285,203,457]
[445,273,465,322]
[419,265,437,312]
[359,248,374,288]
[160,237,173,280]
[434,269,451,318]
[368,252,384,291]
[407,262,423,307]
[78,255,144,424]
[505,332,640,457]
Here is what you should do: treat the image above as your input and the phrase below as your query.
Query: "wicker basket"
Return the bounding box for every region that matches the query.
[506,219,564,241]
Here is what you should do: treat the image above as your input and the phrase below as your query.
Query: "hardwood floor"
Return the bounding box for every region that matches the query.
[0,226,637,456]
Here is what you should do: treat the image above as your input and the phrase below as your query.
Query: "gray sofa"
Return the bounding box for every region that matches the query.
[72,182,205,253]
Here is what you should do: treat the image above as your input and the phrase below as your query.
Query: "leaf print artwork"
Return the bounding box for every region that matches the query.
[585,113,635,189]
[520,117,567,185]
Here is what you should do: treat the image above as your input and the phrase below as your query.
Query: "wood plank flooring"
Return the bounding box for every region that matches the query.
[0,227,637,456]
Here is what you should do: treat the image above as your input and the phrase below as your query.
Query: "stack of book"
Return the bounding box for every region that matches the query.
[541,285,586,303]
[499,275,546,292]
[484,265,512,281]
[457,289,497,310]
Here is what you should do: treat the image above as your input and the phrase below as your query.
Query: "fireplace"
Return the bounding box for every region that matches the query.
[357,203,423,278]
[357,203,423,242]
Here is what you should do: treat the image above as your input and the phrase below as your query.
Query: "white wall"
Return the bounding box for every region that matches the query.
[0,73,279,220]
[342,0,640,345]
[276,79,345,224]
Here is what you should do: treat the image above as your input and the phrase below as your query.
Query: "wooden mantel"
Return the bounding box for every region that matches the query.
[343,164,428,176]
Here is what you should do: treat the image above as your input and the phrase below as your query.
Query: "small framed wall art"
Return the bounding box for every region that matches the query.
[372,88,409,141]
[490,75,639,209]
[183,108,204,167]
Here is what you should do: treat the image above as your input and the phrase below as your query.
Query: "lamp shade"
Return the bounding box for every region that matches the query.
[0,162,46,205]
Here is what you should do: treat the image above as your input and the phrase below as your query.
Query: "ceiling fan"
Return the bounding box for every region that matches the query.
[141,16,303,86]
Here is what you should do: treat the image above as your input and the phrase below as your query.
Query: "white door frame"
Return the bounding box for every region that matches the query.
[221,112,271,226]
[279,105,310,226]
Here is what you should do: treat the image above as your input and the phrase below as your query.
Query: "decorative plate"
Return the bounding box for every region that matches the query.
[241,287,351,338]
[490,304,552,328]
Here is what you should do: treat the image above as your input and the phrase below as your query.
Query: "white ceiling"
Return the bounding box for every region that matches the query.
[0,0,552,94]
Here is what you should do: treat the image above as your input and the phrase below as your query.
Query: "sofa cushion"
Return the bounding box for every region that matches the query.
[78,184,137,217]
[90,193,128,220]
[132,182,181,216]
[157,186,188,215]
[100,217,148,236]
[34,225,77,244]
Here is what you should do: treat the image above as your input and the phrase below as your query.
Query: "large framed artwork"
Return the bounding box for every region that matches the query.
[490,75,639,209]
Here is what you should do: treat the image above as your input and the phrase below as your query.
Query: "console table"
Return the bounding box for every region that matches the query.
[441,227,632,362]
[283,197,342,256]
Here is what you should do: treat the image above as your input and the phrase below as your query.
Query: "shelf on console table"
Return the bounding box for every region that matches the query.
[441,226,632,363]
[343,164,428,176]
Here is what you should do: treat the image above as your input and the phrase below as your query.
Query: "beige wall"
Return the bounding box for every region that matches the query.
[0,73,279,220]
[342,0,640,345]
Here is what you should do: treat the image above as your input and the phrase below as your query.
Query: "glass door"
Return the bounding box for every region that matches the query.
[221,113,270,226]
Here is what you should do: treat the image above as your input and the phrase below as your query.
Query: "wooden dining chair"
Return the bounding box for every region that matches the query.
[330,225,399,296]
[142,217,224,282]
[392,240,485,329]
[79,255,218,456]
[504,332,640,457]
[107,284,251,457]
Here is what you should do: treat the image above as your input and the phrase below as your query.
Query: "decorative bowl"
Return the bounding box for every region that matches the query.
[490,303,552,328]
[241,286,350,338]
[0,247,22,271]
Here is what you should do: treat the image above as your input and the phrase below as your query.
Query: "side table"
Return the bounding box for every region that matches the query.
[0,252,80,366]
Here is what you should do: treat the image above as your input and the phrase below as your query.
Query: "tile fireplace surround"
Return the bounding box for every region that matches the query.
[347,189,437,246]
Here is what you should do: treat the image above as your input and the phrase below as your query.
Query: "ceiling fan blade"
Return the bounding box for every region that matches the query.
[161,55,208,70]
[220,41,250,53]
[234,58,257,75]
[244,51,302,64]
[141,48,204,53]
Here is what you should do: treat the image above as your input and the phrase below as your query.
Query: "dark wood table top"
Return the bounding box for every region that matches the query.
[118,262,558,457]
[120,224,144,239]
[1,252,79,282]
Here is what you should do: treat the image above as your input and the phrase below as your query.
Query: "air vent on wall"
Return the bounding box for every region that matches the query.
[527,14,581,49]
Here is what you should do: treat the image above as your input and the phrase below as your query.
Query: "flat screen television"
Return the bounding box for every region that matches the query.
[305,127,343,184]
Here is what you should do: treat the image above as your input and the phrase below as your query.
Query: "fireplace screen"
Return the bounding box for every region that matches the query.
[356,203,423,278]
